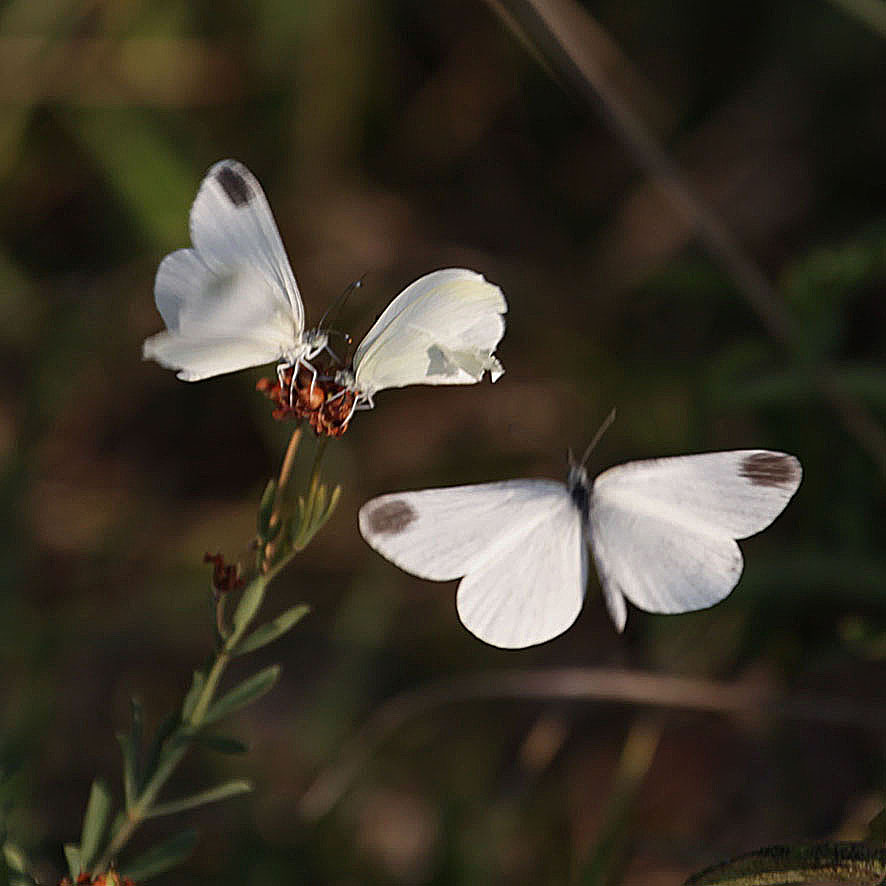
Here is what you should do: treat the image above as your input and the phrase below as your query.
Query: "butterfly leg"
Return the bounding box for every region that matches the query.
[301,358,319,399]
[274,361,297,406]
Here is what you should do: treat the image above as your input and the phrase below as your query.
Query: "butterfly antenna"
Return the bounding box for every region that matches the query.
[579,408,617,466]
[317,273,366,332]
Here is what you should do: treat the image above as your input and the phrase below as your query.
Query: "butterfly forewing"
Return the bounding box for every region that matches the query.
[359,479,568,580]
[189,160,304,331]
[360,479,585,648]
[588,450,801,624]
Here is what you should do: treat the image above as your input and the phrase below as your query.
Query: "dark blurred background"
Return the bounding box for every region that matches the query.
[2,0,886,883]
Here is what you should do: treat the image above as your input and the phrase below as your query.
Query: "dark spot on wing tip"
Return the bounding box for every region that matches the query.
[740,452,800,488]
[367,499,417,535]
[216,165,253,207]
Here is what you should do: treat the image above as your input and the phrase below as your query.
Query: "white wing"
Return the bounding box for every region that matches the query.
[359,479,587,649]
[143,160,309,380]
[588,450,802,631]
[352,269,506,397]
[143,249,299,380]
[189,159,304,331]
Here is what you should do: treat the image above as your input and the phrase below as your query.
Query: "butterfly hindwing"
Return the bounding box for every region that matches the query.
[144,251,299,380]
[352,269,506,396]
[455,489,587,648]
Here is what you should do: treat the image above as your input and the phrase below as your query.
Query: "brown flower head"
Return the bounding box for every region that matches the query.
[203,552,244,594]
[257,362,357,437]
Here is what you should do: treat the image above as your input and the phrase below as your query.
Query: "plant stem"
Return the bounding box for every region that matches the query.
[94,423,332,873]
[93,581,267,875]
[263,427,303,570]
[486,0,886,478]
[294,436,329,549]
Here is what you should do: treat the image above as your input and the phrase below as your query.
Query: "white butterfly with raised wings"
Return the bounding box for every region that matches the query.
[359,446,802,649]
[333,267,507,412]
[143,159,328,381]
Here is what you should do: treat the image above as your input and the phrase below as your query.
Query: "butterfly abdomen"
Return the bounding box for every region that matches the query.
[569,479,591,522]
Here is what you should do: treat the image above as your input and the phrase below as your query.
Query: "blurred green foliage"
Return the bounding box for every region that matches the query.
[1,0,886,883]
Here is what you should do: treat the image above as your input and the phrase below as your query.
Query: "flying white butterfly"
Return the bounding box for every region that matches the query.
[332,267,507,415]
[142,159,328,382]
[359,445,802,649]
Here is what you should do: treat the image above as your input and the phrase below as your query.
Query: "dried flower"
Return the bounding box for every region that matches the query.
[204,552,244,594]
[256,364,355,437]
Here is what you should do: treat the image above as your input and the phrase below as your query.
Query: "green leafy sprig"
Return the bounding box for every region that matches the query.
[60,428,339,883]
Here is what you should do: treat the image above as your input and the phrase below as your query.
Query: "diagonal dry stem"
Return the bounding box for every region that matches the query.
[485,0,886,477]
[299,665,886,820]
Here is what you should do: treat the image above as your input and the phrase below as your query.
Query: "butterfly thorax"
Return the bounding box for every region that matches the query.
[334,368,356,389]
[280,329,327,366]
[567,464,591,523]
[302,328,329,356]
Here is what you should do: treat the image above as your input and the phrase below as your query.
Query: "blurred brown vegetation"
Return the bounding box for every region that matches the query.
[2,0,886,883]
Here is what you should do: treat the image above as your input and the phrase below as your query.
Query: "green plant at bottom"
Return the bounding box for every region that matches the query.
[15,427,339,885]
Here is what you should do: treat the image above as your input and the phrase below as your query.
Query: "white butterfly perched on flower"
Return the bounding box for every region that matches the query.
[359,436,802,649]
[332,267,507,413]
[143,159,328,382]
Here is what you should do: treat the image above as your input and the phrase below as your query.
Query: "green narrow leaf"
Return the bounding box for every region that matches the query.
[79,780,112,871]
[63,844,81,880]
[257,478,277,539]
[232,604,310,656]
[2,842,27,875]
[201,665,281,727]
[141,710,180,791]
[191,734,248,754]
[122,829,198,883]
[325,485,342,521]
[263,518,282,545]
[146,779,253,819]
[311,485,328,526]
[181,670,206,722]
[3,840,34,886]
[294,483,341,551]
[116,732,137,811]
[130,697,143,775]
[230,575,269,636]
